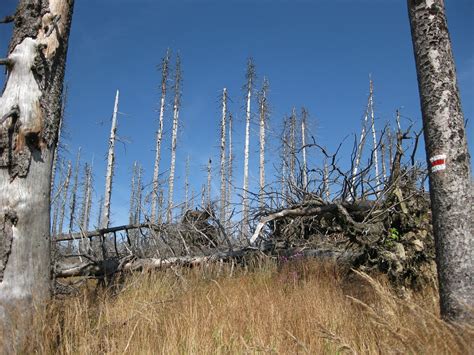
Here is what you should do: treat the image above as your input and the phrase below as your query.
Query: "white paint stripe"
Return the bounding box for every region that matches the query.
[431,164,446,172]
[430,154,446,162]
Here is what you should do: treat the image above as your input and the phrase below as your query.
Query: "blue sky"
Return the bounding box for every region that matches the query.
[1,0,473,226]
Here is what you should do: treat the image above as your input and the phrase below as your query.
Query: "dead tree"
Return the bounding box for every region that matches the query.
[408,0,473,322]
[259,78,269,209]
[289,107,297,186]
[207,158,212,208]
[80,163,93,233]
[227,112,234,229]
[58,161,72,236]
[167,55,182,223]
[242,58,255,237]
[301,108,309,191]
[51,85,68,192]
[185,155,190,211]
[151,50,170,223]
[368,77,381,193]
[0,0,75,348]
[220,88,227,223]
[68,148,81,233]
[101,90,120,229]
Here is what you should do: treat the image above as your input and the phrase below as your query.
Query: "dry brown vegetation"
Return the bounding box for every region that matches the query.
[15,260,474,354]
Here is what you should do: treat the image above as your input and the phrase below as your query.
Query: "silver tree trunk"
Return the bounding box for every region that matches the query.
[151,50,169,223]
[101,90,120,229]
[408,0,473,322]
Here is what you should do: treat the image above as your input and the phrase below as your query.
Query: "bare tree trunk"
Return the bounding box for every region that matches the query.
[78,162,93,256]
[258,78,269,209]
[151,50,170,223]
[129,161,137,225]
[351,92,371,198]
[51,85,68,192]
[227,112,233,230]
[51,159,63,237]
[301,108,308,191]
[289,108,297,186]
[101,90,120,229]
[220,88,227,222]
[408,0,473,322]
[207,158,212,208]
[0,0,75,348]
[242,58,255,237]
[167,55,181,223]
[185,155,190,212]
[58,161,72,236]
[80,163,92,233]
[68,148,80,233]
[323,156,330,201]
[368,78,380,193]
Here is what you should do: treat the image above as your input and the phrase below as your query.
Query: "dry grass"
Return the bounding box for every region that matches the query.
[21,260,474,354]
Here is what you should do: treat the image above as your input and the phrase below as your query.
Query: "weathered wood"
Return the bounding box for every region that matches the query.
[408,0,473,322]
[0,0,75,349]
[55,222,152,242]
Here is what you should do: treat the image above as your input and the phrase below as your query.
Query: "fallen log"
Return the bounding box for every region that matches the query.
[55,247,353,278]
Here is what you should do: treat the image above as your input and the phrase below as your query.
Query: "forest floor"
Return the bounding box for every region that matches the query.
[24,260,473,354]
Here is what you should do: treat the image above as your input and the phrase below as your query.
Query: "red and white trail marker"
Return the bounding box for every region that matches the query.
[430,154,446,173]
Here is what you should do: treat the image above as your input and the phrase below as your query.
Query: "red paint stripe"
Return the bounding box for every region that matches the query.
[431,159,445,167]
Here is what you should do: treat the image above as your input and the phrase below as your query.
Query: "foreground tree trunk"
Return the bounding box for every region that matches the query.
[0,0,75,348]
[408,0,473,322]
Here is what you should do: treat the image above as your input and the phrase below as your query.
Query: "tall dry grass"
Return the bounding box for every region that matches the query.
[19,260,474,354]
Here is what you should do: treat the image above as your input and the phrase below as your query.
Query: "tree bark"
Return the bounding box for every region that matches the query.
[242,59,255,238]
[151,50,170,223]
[259,79,268,209]
[167,55,181,223]
[220,88,227,223]
[101,90,119,229]
[0,0,75,348]
[408,0,473,322]
[301,108,309,191]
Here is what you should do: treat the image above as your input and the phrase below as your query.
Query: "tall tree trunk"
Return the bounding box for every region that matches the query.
[289,108,297,187]
[227,112,233,230]
[51,85,68,192]
[0,0,75,348]
[220,88,227,223]
[185,155,190,212]
[301,108,308,191]
[207,158,212,208]
[242,58,255,237]
[408,0,473,322]
[68,148,80,232]
[167,55,181,223]
[58,160,72,236]
[80,162,92,233]
[351,90,371,198]
[129,161,137,225]
[101,90,119,229]
[151,50,170,223]
[368,78,381,194]
[259,79,269,209]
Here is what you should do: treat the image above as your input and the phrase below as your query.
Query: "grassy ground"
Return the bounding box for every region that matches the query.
[22,260,474,354]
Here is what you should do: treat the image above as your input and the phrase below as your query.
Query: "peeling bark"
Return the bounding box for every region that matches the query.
[0,0,74,348]
[408,0,473,322]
